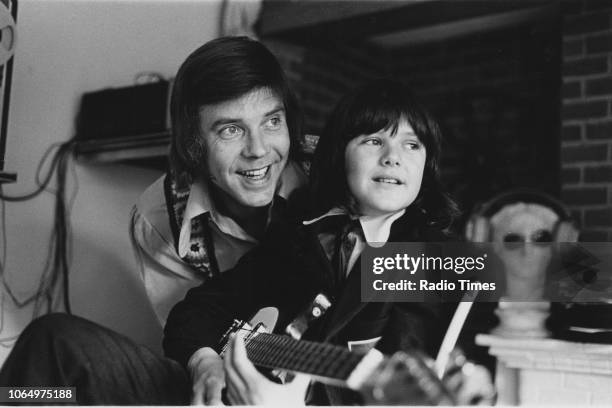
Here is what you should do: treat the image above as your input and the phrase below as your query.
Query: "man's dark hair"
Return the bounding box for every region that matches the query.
[310,78,458,227]
[169,36,302,178]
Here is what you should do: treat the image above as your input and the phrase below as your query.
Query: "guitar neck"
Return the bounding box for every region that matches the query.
[244,332,374,387]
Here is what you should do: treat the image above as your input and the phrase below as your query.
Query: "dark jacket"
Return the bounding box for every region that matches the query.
[163,206,454,404]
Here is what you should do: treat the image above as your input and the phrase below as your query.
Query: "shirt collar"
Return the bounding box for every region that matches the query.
[303,207,406,244]
[302,207,351,226]
[178,161,306,257]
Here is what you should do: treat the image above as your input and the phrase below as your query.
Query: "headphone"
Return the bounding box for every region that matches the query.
[465,189,579,243]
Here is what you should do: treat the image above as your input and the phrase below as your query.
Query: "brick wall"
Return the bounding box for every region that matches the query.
[387,21,561,223]
[265,1,612,240]
[265,39,386,135]
[561,0,612,241]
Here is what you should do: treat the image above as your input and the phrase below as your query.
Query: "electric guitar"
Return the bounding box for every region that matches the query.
[218,295,457,405]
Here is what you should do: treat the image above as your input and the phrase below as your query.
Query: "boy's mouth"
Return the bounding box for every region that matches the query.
[373,177,403,185]
[237,165,271,181]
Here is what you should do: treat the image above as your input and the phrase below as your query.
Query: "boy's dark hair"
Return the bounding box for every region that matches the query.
[169,36,302,178]
[310,78,459,227]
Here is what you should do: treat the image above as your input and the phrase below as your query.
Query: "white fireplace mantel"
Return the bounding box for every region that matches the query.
[477,334,612,405]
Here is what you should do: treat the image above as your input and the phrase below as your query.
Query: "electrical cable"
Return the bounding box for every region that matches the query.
[0,192,16,347]
[0,141,75,202]
[0,139,76,320]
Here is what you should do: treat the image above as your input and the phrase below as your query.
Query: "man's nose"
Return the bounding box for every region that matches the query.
[243,130,268,158]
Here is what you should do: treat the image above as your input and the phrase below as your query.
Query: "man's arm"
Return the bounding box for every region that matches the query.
[163,218,318,405]
[163,239,291,405]
[162,259,260,406]
[162,262,260,366]
[162,217,310,365]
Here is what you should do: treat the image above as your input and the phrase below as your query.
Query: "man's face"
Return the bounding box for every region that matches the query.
[198,88,290,212]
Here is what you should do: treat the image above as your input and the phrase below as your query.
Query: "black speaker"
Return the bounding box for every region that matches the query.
[75,81,171,141]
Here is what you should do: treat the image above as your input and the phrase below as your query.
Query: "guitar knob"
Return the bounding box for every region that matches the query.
[286,293,332,339]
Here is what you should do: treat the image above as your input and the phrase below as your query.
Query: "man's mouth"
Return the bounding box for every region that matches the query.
[237,165,271,181]
[373,177,402,185]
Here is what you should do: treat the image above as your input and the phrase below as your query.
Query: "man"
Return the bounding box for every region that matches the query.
[0,36,306,405]
[131,36,306,327]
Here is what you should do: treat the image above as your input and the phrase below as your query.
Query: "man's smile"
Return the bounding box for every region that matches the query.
[236,165,271,181]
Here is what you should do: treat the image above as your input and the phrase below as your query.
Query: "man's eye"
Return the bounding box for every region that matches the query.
[266,116,282,129]
[219,125,243,139]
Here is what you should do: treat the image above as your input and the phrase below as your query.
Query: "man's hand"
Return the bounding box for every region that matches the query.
[188,347,226,405]
[224,331,310,405]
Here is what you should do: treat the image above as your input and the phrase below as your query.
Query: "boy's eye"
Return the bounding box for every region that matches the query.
[219,125,244,139]
[405,140,422,150]
[363,138,382,146]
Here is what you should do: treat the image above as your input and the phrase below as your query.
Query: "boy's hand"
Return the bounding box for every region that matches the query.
[188,347,226,405]
[224,331,310,405]
[442,350,496,405]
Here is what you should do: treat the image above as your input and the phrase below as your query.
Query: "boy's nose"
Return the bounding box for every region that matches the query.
[381,147,400,166]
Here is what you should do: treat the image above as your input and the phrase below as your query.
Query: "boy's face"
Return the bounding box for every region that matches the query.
[344,119,426,217]
[198,87,290,213]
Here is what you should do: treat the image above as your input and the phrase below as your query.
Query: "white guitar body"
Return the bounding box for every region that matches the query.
[218,295,457,405]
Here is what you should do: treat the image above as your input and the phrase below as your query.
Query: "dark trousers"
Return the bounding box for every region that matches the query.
[0,313,190,405]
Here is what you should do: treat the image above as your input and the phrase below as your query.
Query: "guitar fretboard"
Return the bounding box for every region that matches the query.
[245,332,365,383]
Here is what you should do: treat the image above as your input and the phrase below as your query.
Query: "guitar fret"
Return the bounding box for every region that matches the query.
[311,344,347,378]
[248,340,267,365]
[275,337,293,369]
[270,338,283,366]
[303,341,325,374]
[285,338,328,374]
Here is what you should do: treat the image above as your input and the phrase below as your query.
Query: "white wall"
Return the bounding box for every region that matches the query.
[1,0,222,362]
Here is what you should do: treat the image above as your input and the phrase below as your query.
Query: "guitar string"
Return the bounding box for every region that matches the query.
[240,331,362,380]
[230,327,363,380]
[246,332,333,375]
[229,328,451,404]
